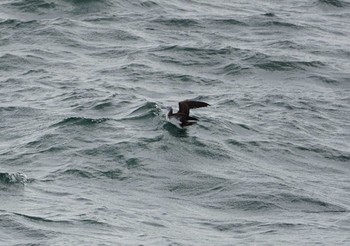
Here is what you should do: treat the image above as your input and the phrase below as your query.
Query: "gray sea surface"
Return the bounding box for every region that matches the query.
[1,0,350,245]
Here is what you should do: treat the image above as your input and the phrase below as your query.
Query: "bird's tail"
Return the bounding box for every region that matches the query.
[187,116,198,121]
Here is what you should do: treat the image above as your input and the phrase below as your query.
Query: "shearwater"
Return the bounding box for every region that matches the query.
[166,100,210,128]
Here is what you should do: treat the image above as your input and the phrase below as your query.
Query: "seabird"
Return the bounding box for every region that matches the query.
[166,100,210,128]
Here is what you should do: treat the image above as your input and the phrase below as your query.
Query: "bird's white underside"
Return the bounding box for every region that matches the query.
[166,110,182,128]
[166,111,197,129]
[165,107,197,129]
[167,117,182,128]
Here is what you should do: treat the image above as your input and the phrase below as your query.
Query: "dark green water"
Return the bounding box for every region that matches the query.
[1,0,350,245]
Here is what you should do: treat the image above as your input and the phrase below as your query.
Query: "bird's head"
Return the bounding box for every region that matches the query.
[166,106,173,114]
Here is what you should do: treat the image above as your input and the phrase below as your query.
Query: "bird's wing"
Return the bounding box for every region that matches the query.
[178,101,189,115]
[178,100,210,115]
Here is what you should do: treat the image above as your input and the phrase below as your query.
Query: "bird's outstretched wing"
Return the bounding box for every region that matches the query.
[178,100,210,115]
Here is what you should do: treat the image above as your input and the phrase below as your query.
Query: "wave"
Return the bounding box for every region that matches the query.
[8,0,56,12]
[12,212,73,226]
[5,0,116,15]
[65,0,111,4]
[91,101,114,111]
[247,14,304,29]
[49,166,129,181]
[294,144,350,162]
[268,40,303,49]
[51,117,111,127]
[317,0,350,7]
[160,73,224,86]
[153,45,236,56]
[309,75,339,84]
[134,0,159,8]
[61,168,95,178]
[167,171,228,195]
[0,53,37,72]
[24,132,69,154]
[152,17,200,27]
[0,18,39,28]
[0,105,36,112]
[207,198,282,211]
[276,192,347,212]
[262,20,303,29]
[0,172,27,185]
[13,18,138,51]
[208,18,246,26]
[219,63,250,76]
[255,60,325,71]
[150,45,242,69]
[202,191,347,213]
[123,101,159,121]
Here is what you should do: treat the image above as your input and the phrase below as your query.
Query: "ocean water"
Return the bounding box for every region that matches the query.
[1,0,350,245]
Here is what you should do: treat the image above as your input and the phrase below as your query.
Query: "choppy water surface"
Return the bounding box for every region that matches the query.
[1,0,350,245]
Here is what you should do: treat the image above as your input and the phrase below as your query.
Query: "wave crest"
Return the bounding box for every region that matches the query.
[52,117,110,127]
[0,172,27,184]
